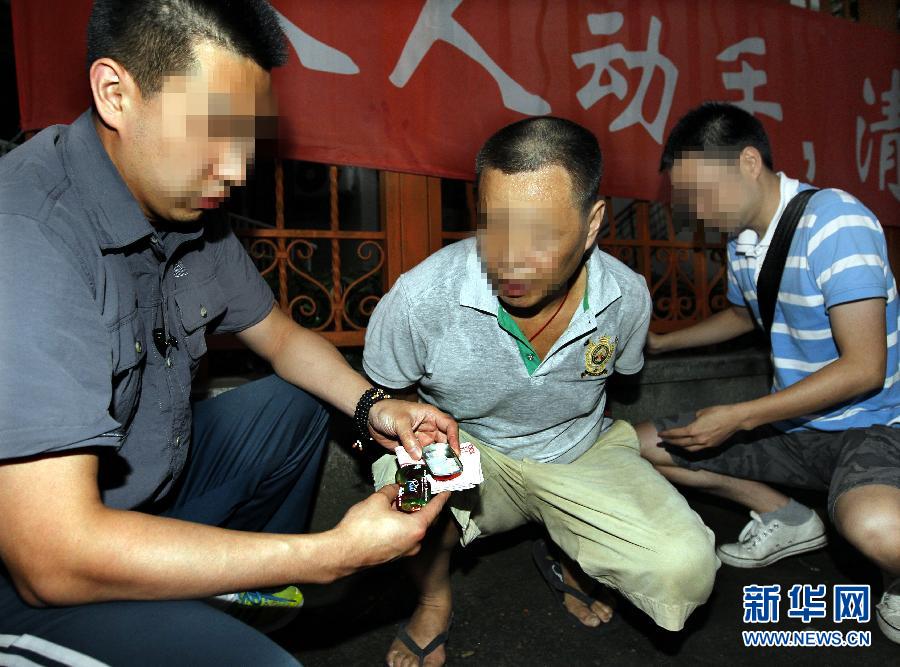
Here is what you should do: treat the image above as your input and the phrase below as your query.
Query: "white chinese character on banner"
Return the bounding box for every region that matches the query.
[390,0,551,115]
[856,69,900,201]
[716,38,783,121]
[802,141,816,182]
[274,9,359,74]
[571,13,678,144]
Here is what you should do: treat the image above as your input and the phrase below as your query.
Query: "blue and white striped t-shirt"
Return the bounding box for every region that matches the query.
[727,173,899,431]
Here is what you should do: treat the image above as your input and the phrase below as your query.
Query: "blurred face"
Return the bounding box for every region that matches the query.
[118,42,276,223]
[669,153,755,233]
[477,165,599,310]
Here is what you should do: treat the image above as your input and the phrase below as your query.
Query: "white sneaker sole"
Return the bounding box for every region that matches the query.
[716,533,828,568]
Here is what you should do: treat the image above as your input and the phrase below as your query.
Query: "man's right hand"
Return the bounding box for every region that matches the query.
[328,485,450,577]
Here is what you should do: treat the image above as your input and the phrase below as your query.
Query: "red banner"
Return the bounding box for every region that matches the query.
[11,0,900,225]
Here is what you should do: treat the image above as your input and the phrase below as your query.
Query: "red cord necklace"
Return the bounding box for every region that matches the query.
[527,286,571,342]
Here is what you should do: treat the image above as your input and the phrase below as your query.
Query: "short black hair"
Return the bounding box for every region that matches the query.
[475,116,603,216]
[659,102,774,172]
[87,0,288,96]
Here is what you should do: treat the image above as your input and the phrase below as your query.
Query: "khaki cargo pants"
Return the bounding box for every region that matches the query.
[374,420,719,631]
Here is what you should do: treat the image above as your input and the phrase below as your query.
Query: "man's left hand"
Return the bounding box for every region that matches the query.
[658,404,747,452]
[368,399,460,459]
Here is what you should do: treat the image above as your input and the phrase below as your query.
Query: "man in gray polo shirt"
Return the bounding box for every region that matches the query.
[365,117,718,667]
[0,2,454,664]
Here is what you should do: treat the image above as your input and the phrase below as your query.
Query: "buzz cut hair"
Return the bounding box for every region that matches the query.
[659,102,774,172]
[86,0,288,95]
[475,116,603,217]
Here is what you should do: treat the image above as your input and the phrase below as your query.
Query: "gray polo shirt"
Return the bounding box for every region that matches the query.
[363,237,651,463]
[0,111,274,509]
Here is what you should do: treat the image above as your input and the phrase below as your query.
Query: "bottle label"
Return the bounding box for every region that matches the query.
[396,463,431,512]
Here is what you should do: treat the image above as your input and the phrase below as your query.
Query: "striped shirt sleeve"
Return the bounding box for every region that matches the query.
[804,193,889,310]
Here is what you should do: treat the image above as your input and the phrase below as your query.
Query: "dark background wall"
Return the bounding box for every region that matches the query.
[1,0,19,140]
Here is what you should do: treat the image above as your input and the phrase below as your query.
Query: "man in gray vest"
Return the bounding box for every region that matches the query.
[0,2,454,664]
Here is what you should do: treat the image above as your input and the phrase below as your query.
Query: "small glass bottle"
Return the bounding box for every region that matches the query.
[422,442,463,481]
[396,463,431,512]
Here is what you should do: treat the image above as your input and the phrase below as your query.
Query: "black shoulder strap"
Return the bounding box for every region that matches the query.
[756,188,820,336]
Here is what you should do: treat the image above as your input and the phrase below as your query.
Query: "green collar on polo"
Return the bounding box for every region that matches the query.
[496,273,590,375]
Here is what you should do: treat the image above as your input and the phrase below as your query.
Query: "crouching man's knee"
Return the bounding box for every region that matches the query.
[655,537,719,604]
[632,532,719,631]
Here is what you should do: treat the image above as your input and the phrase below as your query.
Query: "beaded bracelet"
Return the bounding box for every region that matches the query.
[351,387,391,452]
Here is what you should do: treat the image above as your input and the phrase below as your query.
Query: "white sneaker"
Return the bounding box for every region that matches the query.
[716,510,827,568]
[876,579,900,644]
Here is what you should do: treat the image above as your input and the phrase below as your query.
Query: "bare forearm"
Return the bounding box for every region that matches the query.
[271,326,370,416]
[736,357,884,431]
[655,306,754,352]
[239,309,371,416]
[657,300,887,452]
[22,510,347,606]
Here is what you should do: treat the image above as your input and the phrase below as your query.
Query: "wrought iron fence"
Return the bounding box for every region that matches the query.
[227,162,386,347]
[599,199,728,332]
[228,161,730,345]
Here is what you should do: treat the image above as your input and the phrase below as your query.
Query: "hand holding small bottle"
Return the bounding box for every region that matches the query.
[327,484,450,576]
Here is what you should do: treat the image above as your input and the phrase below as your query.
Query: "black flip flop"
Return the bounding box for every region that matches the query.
[391,613,453,667]
[532,538,617,625]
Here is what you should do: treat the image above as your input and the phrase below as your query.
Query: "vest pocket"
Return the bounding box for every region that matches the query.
[110,313,146,427]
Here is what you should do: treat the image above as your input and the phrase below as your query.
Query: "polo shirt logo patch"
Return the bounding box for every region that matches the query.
[582,335,617,378]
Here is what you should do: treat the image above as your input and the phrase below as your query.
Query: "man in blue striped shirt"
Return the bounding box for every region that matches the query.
[637,102,899,643]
